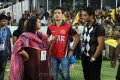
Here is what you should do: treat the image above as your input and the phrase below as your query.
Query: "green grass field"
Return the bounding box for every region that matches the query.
[70,60,118,80]
[4,60,118,80]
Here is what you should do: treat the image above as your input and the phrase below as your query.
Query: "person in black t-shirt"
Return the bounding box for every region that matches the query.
[81,7,105,80]
[13,18,27,44]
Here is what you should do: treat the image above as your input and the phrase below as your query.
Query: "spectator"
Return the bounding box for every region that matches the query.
[0,14,12,80]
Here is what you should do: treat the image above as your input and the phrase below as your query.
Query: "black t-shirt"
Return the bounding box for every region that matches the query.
[82,22,105,56]
[95,25,105,37]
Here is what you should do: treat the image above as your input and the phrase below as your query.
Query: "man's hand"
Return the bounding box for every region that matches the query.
[90,57,96,62]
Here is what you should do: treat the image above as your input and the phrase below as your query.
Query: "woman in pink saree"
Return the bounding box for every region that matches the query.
[8,17,52,80]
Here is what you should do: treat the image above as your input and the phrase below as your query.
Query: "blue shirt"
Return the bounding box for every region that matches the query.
[0,26,12,51]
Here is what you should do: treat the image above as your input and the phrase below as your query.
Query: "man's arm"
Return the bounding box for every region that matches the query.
[70,34,80,51]
[68,27,80,57]
[91,25,105,61]
[92,36,104,59]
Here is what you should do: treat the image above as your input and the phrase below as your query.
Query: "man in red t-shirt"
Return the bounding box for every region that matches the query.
[47,6,80,80]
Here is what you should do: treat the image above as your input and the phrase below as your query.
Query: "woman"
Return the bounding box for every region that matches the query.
[13,18,27,44]
[9,17,52,80]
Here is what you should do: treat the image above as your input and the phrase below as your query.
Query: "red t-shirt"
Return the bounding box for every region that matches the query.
[47,22,77,58]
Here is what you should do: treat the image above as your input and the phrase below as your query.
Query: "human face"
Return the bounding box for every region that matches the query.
[54,9,63,21]
[81,11,91,22]
[0,19,8,27]
[36,19,41,30]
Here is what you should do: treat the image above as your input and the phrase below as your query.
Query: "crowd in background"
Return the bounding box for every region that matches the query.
[1,4,120,66]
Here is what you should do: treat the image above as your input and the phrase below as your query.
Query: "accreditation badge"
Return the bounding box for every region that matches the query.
[41,50,47,61]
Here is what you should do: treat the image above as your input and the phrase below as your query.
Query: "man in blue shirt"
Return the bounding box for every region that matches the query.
[0,14,12,80]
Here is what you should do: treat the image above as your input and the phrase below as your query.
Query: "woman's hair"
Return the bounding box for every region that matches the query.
[24,17,38,33]
[17,18,27,33]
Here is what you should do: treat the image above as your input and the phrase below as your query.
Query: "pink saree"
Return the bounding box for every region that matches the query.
[8,31,52,80]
